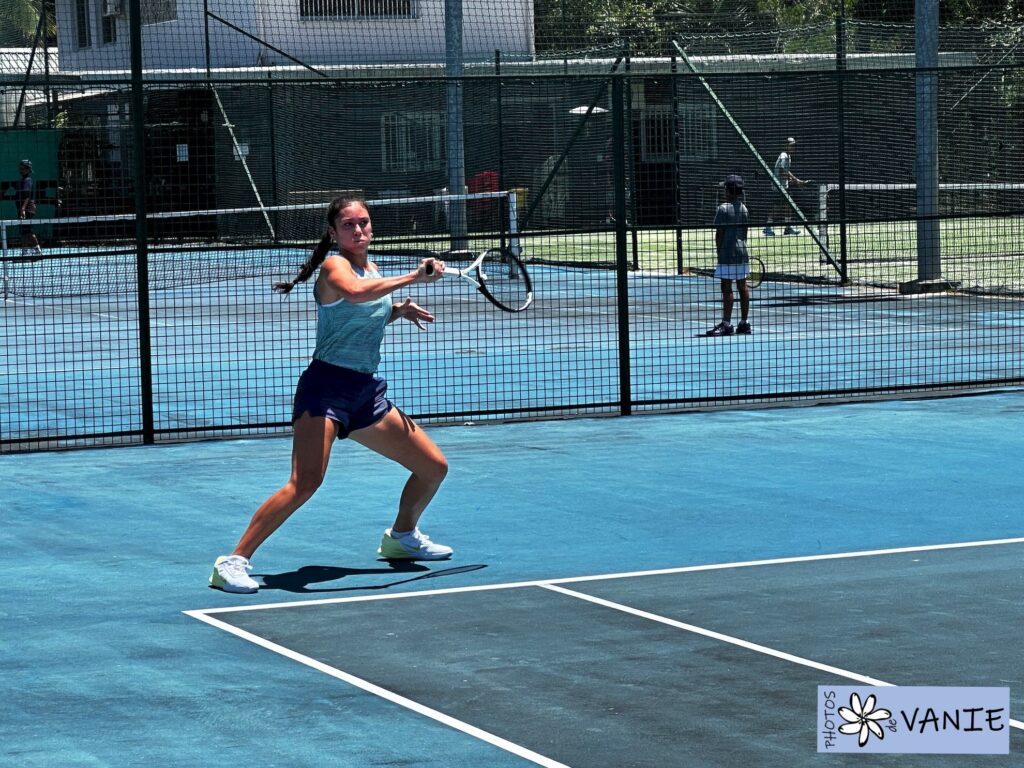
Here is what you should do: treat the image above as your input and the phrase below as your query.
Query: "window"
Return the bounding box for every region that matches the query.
[142,0,177,25]
[99,0,119,43]
[381,112,444,173]
[300,0,415,19]
[640,104,717,163]
[101,15,117,44]
[76,0,92,48]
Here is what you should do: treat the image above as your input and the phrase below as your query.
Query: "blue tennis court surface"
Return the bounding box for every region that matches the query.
[2,392,1022,765]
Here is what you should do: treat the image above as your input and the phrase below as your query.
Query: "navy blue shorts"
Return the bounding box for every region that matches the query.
[292,359,393,439]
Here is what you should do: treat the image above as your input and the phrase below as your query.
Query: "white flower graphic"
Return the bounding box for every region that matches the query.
[838,692,892,747]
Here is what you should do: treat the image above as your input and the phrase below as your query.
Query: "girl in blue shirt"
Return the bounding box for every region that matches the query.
[706,175,753,336]
[211,196,450,593]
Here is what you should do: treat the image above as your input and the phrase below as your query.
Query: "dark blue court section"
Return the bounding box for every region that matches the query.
[212,543,1024,767]
[1,393,1022,766]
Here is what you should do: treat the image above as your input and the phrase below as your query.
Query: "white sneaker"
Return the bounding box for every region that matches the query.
[209,555,259,593]
[378,528,453,560]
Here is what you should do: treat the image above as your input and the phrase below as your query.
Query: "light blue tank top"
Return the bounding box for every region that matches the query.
[312,257,392,373]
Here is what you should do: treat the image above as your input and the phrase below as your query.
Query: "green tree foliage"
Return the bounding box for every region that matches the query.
[535,0,1024,55]
[535,0,770,56]
[0,0,56,48]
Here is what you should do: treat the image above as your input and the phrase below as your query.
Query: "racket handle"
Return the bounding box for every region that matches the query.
[424,261,435,276]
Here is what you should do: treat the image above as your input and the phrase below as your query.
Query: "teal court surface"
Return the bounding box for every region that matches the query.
[3,392,1023,766]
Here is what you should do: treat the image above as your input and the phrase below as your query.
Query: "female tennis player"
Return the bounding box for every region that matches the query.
[210,196,452,593]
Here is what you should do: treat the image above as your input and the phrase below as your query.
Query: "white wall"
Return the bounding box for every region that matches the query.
[257,0,532,66]
[54,0,533,73]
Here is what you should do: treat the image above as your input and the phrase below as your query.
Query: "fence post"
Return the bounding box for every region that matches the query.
[496,49,506,255]
[672,56,683,275]
[915,0,941,281]
[836,0,849,283]
[128,0,155,444]
[444,0,467,252]
[612,75,632,416]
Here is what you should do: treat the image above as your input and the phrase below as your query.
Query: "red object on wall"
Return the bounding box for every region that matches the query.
[467,170,499,223]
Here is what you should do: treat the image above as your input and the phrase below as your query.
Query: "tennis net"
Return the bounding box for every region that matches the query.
[816,182,1024,292]
[1,190,522,299]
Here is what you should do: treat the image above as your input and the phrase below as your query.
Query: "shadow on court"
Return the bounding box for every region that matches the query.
[256,563,488,593]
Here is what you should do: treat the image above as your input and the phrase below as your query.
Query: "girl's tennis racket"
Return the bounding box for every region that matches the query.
[428,248,533,313]
[748,256,765,289]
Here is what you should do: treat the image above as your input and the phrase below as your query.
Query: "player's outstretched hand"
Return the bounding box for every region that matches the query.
[393,297,435,329]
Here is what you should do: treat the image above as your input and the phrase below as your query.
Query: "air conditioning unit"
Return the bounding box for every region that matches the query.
[102,0,122,17]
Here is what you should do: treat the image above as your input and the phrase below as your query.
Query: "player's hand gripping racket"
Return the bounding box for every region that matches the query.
[426,247,533,313]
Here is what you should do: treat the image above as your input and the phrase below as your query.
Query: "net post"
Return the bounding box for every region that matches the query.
[506,191,521,257]
[495,49,506,257]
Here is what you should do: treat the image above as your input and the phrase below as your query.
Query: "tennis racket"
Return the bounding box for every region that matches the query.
[747,256,765,289]
[428,247,533,313]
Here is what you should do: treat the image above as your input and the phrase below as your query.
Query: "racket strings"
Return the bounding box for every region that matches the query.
[478,253,532,312]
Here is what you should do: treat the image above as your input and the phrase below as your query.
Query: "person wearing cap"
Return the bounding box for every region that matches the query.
[764,137,805,236]
[706,174,753,336]
[15,159,42,258]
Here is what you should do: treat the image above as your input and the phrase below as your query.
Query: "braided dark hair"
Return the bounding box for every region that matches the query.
[273,195,368,294]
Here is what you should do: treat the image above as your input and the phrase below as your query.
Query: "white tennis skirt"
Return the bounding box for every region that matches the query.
[714,263,750,279]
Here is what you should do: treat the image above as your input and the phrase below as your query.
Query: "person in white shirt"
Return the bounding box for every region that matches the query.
[764,138,805,236]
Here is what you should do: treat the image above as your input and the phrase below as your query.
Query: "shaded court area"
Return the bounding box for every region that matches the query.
[2,392,1023,766]
[195,541,1024,767]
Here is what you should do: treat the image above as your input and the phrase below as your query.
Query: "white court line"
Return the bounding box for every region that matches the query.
[538,583,1024,732]
[190,537,1024,615]
[183,609,571,768]
[185,536,1024,754]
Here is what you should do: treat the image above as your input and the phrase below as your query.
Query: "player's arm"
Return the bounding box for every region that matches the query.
[321,256,442,303]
